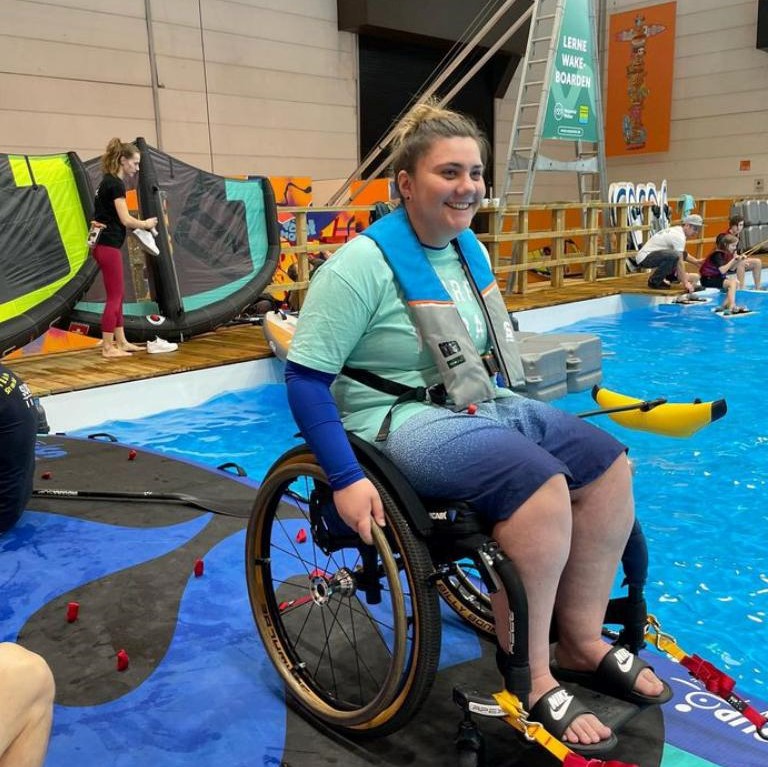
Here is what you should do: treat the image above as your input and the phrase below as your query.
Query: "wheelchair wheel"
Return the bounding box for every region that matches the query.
[245,449,442,736]
[436,560,495,638]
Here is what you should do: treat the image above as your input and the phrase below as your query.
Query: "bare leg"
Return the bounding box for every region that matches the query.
[114,327,143,352]
[491,474,612,746]
[735,261,747,290]
[101,331,131,358]
[0,644,55,767]
[747,257,763,289]
[553,456,664,698]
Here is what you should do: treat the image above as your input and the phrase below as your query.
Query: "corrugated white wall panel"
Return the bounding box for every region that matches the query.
[0,0,358,179]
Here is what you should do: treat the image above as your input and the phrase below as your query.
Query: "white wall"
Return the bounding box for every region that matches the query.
[0,0,359,178]
[494,0,767,201]
[2,0,765,200]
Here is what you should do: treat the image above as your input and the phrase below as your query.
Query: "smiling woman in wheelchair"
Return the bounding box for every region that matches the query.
[282,99,671,753]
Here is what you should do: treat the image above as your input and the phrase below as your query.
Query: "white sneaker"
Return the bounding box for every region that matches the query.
[132,228,160,256]
[146,337,178,354]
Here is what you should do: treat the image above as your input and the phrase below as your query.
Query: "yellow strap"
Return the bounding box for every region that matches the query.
[492,690,573,762]
[644,614,688,662]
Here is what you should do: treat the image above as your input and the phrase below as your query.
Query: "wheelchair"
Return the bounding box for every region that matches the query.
[244,431,655,754]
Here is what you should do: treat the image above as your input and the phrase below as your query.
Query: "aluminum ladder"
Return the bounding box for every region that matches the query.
[498,0,608,208]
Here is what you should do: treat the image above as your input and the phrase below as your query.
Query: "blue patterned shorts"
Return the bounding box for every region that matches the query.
[378,397,626,522]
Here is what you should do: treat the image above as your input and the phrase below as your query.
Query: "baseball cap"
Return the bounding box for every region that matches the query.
[682,214,703,227]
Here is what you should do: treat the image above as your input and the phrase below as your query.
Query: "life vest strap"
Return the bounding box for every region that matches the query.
[341,365,448,442]
[340,362,501,441]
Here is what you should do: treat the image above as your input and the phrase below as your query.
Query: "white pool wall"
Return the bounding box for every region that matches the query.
[41,357,284,434]
[514,293,664,332]
[41,295,663,433]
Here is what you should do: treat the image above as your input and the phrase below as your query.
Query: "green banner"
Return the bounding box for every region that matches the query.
[541,0,597,141]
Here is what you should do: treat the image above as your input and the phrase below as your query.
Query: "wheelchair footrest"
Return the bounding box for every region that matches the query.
[453,687,509,718]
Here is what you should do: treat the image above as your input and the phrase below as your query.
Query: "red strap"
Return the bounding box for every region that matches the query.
[742,707,768,729]
[681,654,768,733]
[563,754,639,767]
[681,654,735,696]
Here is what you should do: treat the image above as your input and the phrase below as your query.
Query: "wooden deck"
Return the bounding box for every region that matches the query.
[8,325,273,398]
[6,272,658,398]
[502,271,653,311]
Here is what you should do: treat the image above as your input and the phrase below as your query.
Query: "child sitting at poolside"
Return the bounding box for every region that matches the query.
[699,234,748,314]
[722,214,764,290]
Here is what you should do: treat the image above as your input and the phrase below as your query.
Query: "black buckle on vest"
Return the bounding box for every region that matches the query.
[374,383,447,442]
[423,384,448,406]
[481,353,500,377]
[340,366,449,442]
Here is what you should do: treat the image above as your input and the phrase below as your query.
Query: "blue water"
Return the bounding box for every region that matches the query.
[74,291,768,698]
[73,385,304,480]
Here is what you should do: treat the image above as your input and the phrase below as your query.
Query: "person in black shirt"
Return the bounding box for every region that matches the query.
[0,363,37,535]
[721,214,764,290]
[92,138,158,358]
[699,233,747,314]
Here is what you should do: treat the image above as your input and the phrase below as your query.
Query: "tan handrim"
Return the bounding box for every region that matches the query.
[246,458,410,729]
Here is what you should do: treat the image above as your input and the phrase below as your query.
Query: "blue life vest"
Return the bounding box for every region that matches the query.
[360,206,524,411]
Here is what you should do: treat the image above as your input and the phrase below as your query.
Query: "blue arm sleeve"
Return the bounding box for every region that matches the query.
[284,360,365,490]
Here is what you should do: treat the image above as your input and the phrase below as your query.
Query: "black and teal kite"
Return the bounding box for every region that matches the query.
[0,141,280,354]
[67,140,280,342]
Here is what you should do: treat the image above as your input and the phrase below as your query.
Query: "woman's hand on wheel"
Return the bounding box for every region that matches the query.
[144,217,158,230]
[333,478,385,545]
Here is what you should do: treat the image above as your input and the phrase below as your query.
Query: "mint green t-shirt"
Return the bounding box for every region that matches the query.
[287,234,513,443]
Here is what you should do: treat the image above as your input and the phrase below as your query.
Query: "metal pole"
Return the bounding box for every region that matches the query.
[326,0,530,205]
[340,5,535,207]
[144,0,163,148]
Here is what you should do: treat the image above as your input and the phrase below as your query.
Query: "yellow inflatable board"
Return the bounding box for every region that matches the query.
[591,385,726,438]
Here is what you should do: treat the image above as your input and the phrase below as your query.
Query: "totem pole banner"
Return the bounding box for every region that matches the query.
[541,0,598,142]
[605,2,676,156]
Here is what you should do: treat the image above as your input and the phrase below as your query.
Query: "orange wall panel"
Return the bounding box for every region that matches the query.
[606,2,676,156]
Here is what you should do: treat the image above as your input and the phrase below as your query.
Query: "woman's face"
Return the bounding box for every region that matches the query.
[397,136,485,248]
[119,153,141,178]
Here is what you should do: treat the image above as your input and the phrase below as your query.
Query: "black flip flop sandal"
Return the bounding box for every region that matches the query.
[527,685,618,755]
[552,646,673,707]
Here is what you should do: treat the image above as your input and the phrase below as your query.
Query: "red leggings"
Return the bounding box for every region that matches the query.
[93,245,124,333]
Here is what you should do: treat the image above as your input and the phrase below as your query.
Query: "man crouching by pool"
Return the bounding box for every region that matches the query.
[635,214,704,292]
